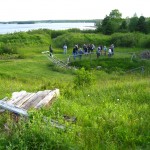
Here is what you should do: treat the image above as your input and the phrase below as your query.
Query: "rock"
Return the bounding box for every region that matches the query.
[97,66,102,70]
[141,50,150,59]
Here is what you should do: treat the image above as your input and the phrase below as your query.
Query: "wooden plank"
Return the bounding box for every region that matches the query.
[15,93,35,107]
[0,89,59,115]
[23,91,50,109]
[12,91,26,99]
[0,100,28,116]
[13,93,30,105]
[21,91,50,110]
[0,97,8,113]
[35,89,60,109]
[20,92,41,109]
[8,91,27,105]
[28,90,51,109]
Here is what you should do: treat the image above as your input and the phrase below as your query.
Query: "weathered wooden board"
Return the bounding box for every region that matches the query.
[0,89,59,116]
[35,89,59,108]
[15,93,35,107]
[8,91,27,105]
[28,90,52,109]
[0,100,28,116]
[21,91,44,109]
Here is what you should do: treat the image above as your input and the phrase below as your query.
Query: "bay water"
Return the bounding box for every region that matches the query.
[0,22,95,34]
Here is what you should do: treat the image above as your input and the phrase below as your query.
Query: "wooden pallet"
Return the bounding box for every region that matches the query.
[0,89,59,117]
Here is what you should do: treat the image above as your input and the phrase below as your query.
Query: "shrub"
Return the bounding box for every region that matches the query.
[0,44,18,54]
[110,32,150,48]
[111,33,138,47]
[52,33,111,48]
[0,30,52,47]
[74,67,95,88]
[138,35,150,48]
[51,30,67,39]
[67,28,81,33]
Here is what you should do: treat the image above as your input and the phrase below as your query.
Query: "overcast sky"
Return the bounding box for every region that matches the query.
[0,0,149,21]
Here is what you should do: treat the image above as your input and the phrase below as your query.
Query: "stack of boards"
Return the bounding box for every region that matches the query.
[0,89,60,116]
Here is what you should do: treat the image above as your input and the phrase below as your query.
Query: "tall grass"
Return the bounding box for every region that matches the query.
[0,71,149,149]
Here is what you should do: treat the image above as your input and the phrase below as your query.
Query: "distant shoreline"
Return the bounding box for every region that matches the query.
[0,19,99,24]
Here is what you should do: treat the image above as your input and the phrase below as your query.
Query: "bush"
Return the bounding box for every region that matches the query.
[51,30,67,39]
[52,33,111,48]
[111,32,150,48]
[0,30,52,47]
[0,44,18,54]
[111,33,138,47]
[74,67,95,88]
[138,35,150,48]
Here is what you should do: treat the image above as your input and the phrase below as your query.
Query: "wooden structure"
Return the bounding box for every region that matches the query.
[0,89,60,117]
[42,51,69,68]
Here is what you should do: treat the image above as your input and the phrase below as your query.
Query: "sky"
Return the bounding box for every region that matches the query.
[0,0,149,22]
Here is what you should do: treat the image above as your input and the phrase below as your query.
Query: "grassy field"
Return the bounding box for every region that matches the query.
[0,34,150,149]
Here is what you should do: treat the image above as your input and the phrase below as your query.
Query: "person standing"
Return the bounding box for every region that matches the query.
[111,44,114,55]
[78,48,84,59]
[49,44,53,57]
[91,44,95,52]
[103,46,107,56]
[63,44,67,54]
[72,46,77,60]
[108,47,112,57]
[96,46,101,58]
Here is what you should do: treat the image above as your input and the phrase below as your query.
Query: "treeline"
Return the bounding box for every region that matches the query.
[95,9,150,35]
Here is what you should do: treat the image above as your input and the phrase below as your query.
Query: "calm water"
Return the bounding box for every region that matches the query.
[0,22,96,34]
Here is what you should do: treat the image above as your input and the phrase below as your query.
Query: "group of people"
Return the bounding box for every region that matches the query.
[96,44,114,58]
[72,44,96,59]
[49,43,115,59]
[71,43,114,59]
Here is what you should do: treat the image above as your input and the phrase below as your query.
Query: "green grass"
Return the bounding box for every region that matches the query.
[1,71,149,149]
[0,32,150,149]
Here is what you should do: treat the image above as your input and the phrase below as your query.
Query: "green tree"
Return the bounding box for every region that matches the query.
[96,9,125,34]
[136,16,147,33]
[109,9,122,19]
[119,20,128,32]
[101,16,114,35]
[104,21,114,35]
[109,9,123,33]
[129,15,139,32]
[146,19,150,33]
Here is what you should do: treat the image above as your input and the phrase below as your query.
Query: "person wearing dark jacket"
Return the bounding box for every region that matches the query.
[49,44,53,57]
